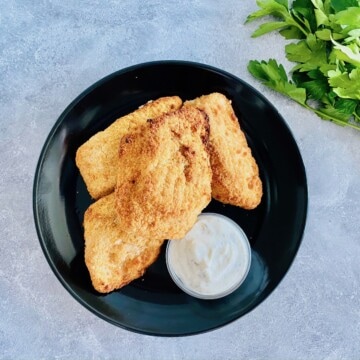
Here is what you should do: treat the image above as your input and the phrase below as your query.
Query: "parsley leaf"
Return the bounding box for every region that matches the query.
[248,59,307,104]
[252,21,295,37]
[292,0,317,33]
[328,68,360,99]
[331,0,359,13]
[334,98,358,113]
[285,34,328,71]
[334,7,360,26]
[293,69,329,100]
[311,0,331,27]
[246,0,308,37]
[279,26,305,39]
[330,39,360,67]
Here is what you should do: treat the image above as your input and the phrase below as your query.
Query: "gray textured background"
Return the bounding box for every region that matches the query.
[1,1,359,359]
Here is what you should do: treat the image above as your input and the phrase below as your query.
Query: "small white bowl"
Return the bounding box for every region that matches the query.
[166,213,251,300]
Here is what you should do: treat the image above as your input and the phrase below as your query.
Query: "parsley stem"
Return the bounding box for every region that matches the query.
[301,102,360,130]
[313,111,360,130]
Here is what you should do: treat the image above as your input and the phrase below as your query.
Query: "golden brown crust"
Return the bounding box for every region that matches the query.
[84,193,164,293]
[80,92,263,294]
[184,92,263,209]
[115,106,212,240]
[75,96,183,199]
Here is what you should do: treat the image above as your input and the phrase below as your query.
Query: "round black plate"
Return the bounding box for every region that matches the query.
[33,61,307,336]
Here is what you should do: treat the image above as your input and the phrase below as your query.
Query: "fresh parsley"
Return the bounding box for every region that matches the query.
[246,0,360,130]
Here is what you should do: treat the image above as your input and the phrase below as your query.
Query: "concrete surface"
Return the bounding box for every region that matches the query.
[1,0,359,359]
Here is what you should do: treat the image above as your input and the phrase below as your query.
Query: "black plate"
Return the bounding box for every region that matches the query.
[33,61,307,336]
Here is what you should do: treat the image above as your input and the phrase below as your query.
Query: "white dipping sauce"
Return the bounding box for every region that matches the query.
[166,213,251,299]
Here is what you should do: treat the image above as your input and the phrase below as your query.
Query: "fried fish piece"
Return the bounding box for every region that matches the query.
[84,193,164,293]
[184,92,262,209]
[76,96,183,199]
[115,106,212,240]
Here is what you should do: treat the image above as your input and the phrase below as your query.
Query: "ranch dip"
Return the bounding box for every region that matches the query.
[166,213,251,299]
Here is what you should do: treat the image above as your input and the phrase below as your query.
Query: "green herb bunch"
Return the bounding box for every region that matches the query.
[246,0,360,130]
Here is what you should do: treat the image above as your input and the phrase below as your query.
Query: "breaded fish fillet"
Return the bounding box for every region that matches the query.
[84,193,164,293]
[115,106,212,240]
[184,93,262,209]
[76,96,183,199]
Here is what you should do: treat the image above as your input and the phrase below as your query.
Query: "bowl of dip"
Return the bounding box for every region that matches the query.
[166,212,251,300]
